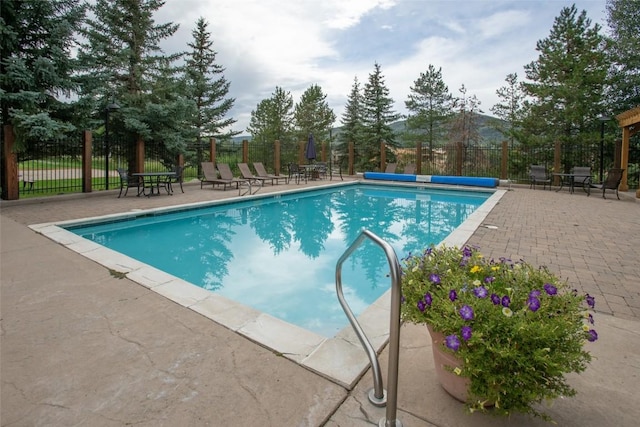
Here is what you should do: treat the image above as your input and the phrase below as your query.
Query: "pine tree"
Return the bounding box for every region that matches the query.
[76,0,193,161]
[490,73,526,145]
[361,63,401,171]
[605,0,640,113]
[293,84,336,144]
[405,64,453,161]
[0,0,86,147]
[185,17,238,144]
[338,77,364,168]
[450,84,482,148]
[247,87,294,147]
[522,5,609,146]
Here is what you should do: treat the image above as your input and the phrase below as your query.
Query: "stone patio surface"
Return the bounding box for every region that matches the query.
[1,178,639,426]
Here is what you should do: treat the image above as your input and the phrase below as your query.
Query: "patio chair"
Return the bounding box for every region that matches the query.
[529,165,551,190]
[253,162,287,185]
[216,163,247,191]
[116,168,141,198]
[571,166,592,195]
[329,163,343,181]
[200,162,242,191]
[287,163,307,184]
[403,163,416,175]
[163,165,184,193]
[238,162,268,188]
[314,162,328,180]
[385,163,397,173]
[596,168,625,199]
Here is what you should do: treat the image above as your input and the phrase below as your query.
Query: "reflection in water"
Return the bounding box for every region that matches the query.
[70,185,489,337]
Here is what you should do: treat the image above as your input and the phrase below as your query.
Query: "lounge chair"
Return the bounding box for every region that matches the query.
[529,165,551,190]
[253,162,287,184]
[595,168,625,199]
[216,163,248,191]
[200,162,242,191]
[403,163,416,175]
[571,166,592,195]
[385,163,397,173]
[238,163,268,188]
[116,168,141,198]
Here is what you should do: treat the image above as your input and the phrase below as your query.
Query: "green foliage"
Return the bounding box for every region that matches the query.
[0,0,86,148]
[293,84,336,143]
[490,73,527,145]
[185,17,238,143]
[247,86,295,145]
[401,245,597,420]
[337,77,365,168]
[523,5,609,146]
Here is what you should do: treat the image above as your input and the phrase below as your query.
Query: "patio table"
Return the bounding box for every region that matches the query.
[132,172,176,196]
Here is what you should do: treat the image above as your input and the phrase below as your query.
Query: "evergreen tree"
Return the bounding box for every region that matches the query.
[76,0,194,160]
[185,17,238,144]
[0,0,86,147]
[605,0,640,113]
[450,84,482,148]
[361,62,401,171]
[247,86,294,147]
[522,5,609,146]
[293,84,336,145]
[338,76,364,168]
[490,73,526,145]
[405,64,453,161]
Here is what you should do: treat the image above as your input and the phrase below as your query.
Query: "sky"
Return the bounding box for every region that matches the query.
[154,0,609,135]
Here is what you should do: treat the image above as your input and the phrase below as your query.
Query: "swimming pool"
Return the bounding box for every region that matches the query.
[32,181,505,387]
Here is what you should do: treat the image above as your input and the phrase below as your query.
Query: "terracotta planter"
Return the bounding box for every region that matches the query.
[427,325,470,402]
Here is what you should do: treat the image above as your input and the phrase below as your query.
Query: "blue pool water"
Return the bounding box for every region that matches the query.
[68,184,490,337]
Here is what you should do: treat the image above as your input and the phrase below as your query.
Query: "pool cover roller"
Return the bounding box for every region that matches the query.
[363,172,499,188]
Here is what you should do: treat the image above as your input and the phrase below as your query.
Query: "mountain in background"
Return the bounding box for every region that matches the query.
[232,113,505,145]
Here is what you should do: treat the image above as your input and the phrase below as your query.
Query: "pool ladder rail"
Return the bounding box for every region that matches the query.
[335,229,403,427]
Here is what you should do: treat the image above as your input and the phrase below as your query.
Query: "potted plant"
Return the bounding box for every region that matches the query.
[400,244,598,421]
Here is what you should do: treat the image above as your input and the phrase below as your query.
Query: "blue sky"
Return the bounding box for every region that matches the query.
[156,0,609,134]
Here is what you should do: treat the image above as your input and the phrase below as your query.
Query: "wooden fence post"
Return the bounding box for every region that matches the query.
[82,130,92,193]
[135,137,145,173]
[348,142,354,175]
[2,124,19,200]
[456,142,463,176]
[553,141,562,186]
[416,141,422,175]
[274,140,281,175]
[380,141,386,171]
[500,140,508,180]
[242,139,249,163]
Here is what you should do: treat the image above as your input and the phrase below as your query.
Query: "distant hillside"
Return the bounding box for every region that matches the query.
[232,113,505,145]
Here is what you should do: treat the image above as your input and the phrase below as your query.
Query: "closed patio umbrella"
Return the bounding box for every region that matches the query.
[305,133,317,163]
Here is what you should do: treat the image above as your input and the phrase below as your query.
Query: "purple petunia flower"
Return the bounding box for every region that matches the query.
[449,289,458,302]
[429,273,441,284]
[587,329,598,342]
[473,286,488,298]
[529,289,541,298]
[585,294,596,309]
[490,293,501,305]
[528,296,541,312]
[484,276,495,284]
[543,283,558,296]
[445,334,461,351]
[461,326,473,341]
[417,300,426,312]
[424,292,433,307]
[501,295,511,307]
[459,304,474,320]
[588,313,594,325]
[462,246,473,257]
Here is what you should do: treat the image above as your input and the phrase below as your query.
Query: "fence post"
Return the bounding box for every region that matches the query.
[553,140,561,186]
[380,141,386,171]
[321,141,326,162]
[501,140,508,180]
[2,124,19,200]
[416,141,422,175]
[242,139,249,163]
[209,138,216,165]
[176,153,184,167]
[349,142,354,175]
[298,141,305,165]
[456,142,463,175]
[135,137,145,173]
[274,140,281,175]
[82,130,92,193]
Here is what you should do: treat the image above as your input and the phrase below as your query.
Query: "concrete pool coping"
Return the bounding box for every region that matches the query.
[28,181,506,389]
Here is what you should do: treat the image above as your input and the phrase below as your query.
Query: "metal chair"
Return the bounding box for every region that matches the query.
[599,168,625,199]
[529,165,551,190]
[116,168,141,198]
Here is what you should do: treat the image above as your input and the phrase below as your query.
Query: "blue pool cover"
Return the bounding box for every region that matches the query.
[363,172,499,188]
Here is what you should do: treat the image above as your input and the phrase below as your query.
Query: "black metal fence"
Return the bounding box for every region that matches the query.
[4,134,639,198]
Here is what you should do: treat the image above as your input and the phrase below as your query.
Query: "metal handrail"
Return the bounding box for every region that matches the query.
[335,229,403,427]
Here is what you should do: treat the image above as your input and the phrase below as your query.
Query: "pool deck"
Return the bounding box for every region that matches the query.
[1,178,639,426]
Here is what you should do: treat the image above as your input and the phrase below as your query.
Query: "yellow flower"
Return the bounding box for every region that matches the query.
[583,324,590,332]
[502,307,513,317]
[472,279,481,287]
[453,367,462,376]
[491,266,500,271]
[470,265,482,273]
